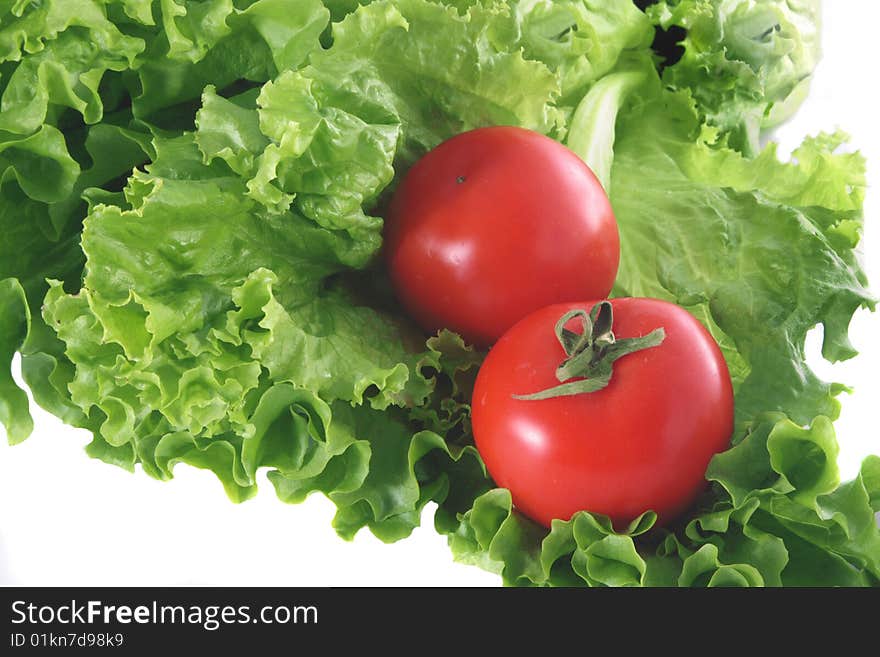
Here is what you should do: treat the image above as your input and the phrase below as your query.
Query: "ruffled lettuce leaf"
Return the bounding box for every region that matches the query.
[606,83,872,428]
[649,0,822,154]
[0,0,331,439]
[304,0,561,163]
[2,0,559,545]
[0,122,151,441]
[0,277,30,444]
[495,0,654,109]
[122,0,331,125]
[0,0,145,135]
[433,0,653,112]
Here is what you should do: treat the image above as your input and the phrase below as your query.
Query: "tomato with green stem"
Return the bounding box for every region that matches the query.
[471,298,735,528]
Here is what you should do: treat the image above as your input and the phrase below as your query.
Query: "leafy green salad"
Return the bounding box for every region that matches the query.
[1,0,878,586]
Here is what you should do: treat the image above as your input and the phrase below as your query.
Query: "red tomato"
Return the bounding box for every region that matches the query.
[471,298,734,528]
[384,126,619,347]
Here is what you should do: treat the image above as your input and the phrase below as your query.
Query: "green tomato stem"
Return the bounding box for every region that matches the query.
[512,302,665,401]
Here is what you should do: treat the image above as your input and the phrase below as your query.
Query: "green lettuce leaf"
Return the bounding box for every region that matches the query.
[131,0,330,125]
[25,0,565,533]
[0,1,144,135]
[499,0,654,109]
[598,77,873,428]
[0,277,31,444]
[555,57,872,429]
[305,0,561,163]
[649,0,822,154]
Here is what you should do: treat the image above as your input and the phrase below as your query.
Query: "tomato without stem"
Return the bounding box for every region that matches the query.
[471,298,735,528]
[384,126,619,347]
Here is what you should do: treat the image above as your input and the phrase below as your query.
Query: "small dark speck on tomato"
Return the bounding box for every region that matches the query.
[456,176,466,184]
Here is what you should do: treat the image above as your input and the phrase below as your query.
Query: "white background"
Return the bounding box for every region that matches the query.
[1,3,877,587]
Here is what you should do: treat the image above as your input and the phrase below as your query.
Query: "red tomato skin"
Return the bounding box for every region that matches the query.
[384,126,619,347]
[471,298,735,528]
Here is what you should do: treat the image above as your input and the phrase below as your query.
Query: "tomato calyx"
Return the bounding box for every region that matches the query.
[512,301,666,401]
